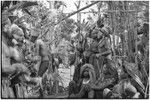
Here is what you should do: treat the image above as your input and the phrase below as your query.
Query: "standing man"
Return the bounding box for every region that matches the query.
[28,32,52,98]
[86,17,118,98]
[2,15,29,98]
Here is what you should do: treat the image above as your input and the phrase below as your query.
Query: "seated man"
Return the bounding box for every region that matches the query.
[68,64,95,98]
[89,59,118,99]
[103,61,144,99]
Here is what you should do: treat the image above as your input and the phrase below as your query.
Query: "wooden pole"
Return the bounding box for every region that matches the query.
[108,1,116,58]
[76,1,81,34]
[134,3,138,66]
[112,2,116,57]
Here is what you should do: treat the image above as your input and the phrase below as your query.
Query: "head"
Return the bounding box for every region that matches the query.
[17,22,31,39]
[10,24,25,43]
[30,29,40,43]
[82,68,90,79]
[101,26,112,38]
[80,64,96,82]
[90,27,99,40]
[30,36,38,43]
[97,17,104,28]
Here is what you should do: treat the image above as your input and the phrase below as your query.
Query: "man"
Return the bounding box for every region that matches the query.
[68,33,86,93]
[137,23,149,86]
[87,18,113,79]
[9,24,26,64]
[2,16,29,98]
[103,61,144,99]
[28,31,52,97]
[85,17,118,98]
[68,64,95,98]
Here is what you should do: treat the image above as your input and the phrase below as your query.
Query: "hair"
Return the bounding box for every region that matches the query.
[81,69,90,79]
[31,36,38,43]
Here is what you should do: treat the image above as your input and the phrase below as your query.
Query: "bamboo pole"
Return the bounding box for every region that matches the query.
[126,1,130,61]
[63,10,147,14]
[123,1,128,58]
[76,1,81,34]
[109,1,116,57]
[134,3,138,65]
[107,9,148,12]
[112,2,116,57]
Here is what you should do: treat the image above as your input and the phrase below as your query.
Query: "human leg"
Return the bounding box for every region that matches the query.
[38,61,49,77]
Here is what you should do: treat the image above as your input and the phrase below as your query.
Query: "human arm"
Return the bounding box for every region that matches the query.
[96,38,111,57]
[96,49,111,57]
[98,37,105,48]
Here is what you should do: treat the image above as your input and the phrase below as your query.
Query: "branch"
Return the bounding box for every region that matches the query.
[38,1,100,39]
[7,2,23,12]
[56,1,100,25]
[7,1,38,12]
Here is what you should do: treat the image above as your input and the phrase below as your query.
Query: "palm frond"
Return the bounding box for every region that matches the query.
[23,9,32,16]
[53,72,64,87]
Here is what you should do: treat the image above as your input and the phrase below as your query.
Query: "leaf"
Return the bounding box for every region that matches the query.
[8,15,18,23]
[82,19,85,24]
[2,1,11,11]
[74,3,78,9]
[23,8,32,16]
[7,2,23,12]
[21,1,38,9]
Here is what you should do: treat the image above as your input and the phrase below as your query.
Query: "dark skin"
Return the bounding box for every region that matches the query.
[2,19,28,75]
[30,36,49,61]
[69,68,95,99]
[96,26,112,58]
[2,20,31,98]
[36,39,49,61]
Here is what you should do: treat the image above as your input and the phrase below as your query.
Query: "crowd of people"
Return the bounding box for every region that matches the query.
[67,16,149,99]
[1,4,149,99]
[2,11,61,98]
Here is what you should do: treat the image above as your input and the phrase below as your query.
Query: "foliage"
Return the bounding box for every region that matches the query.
[59,14,76,40]
[2,1,149,98]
